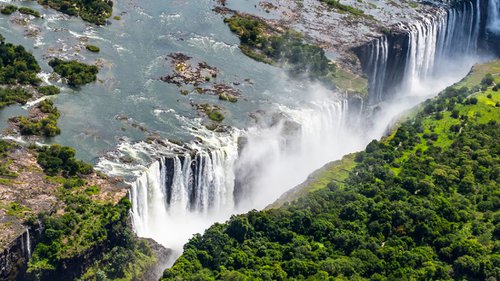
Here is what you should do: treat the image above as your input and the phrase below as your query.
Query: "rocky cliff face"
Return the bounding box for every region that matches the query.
[223,0,496,104]
[354,0,487,103]
[0,227,35,281]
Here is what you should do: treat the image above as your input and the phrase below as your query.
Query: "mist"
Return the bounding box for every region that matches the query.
[488,0,500,34]
[94,0,493,267]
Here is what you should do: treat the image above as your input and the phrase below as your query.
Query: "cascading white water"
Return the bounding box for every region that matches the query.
[25,229,31,257]
[366,37,388,103]
[364,1,481,102]
[98,0,486,262]
[234,96,352,210]
[128,136,238,248]
[488,0,500,34]
[404,1,480,94]
[123,91,354,253]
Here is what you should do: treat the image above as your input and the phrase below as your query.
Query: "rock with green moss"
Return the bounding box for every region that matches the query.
[85,44,100,53]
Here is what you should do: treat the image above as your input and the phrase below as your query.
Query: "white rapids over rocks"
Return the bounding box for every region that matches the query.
[95,0,489,264]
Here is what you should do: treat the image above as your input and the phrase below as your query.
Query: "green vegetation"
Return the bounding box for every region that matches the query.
[225,16,332,77]
[0,140,18,179]
[162,62,500,280]
[224,14,367,94]
[78,239,157,281]
[219,93,238,102]
[1,4,18,15]
[4,202,32,219]
[320,0,365,16]
[37,144,93,177]
[0,87,32,108]
[28,195,132,275]
[37,85,61,96]
[208,110,225,122]
[18,7,41,18]
[37,0,113,25]
[0,35,41,85]
[49,58,98,87]
[28,147,156,280]
[85,44,100,53]
[17,99,61,137]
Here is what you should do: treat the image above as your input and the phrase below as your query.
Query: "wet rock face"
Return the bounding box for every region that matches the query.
[353,31,410,103]
[0,229,32,281]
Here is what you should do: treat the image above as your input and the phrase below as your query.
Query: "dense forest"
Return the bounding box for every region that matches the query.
[162,66,500,280]
[37,0,113,25]
[0,34,41,86]
[49,58,99,87]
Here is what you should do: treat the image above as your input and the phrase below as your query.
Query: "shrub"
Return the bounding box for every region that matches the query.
[38,85,60,96]
[480,73,494,86]
[1,4,18,15]
[18,7,41,18]
[48,58,99,86]
[208,110,224,122]
[0,87,32,108]
[37,144,93,177]
[0,39,41,85]
[85,44,100,53]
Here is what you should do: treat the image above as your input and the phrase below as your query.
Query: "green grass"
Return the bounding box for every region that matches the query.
[0,202,33,220]
[269,153,356,208]
[330,67,368,95]
[389,60,500,175]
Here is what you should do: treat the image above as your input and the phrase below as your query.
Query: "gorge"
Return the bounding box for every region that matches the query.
[0,0,499,279]
[112,0,495,261]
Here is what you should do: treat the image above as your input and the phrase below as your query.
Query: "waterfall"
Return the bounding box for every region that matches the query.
[404,0,480,94]
[26,229,31,257]
[130,147,237,242]
[234,98,351,208]
[366,37,388,103]
[98,0,487,259]
[488,0,500,34]
[360,0,481,102]
[117,92,356,253]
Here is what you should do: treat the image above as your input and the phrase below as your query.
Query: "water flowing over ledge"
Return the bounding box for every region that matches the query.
[96,0,489,261]
[356,0,482,103]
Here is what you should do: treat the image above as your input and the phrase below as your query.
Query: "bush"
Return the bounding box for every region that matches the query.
[1,4,18,15]
[0,87,32,108]
[37,144,93,177]
[18,7,41,17]
[17,99,61,137]
[320,0,365,16]
[38,85,60,96]
[208,110,224,122]
[48,58,98,86]
[481,73,494,86]
[85,44,100,53]
[37,0,113,25]
[0,39,41,85]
